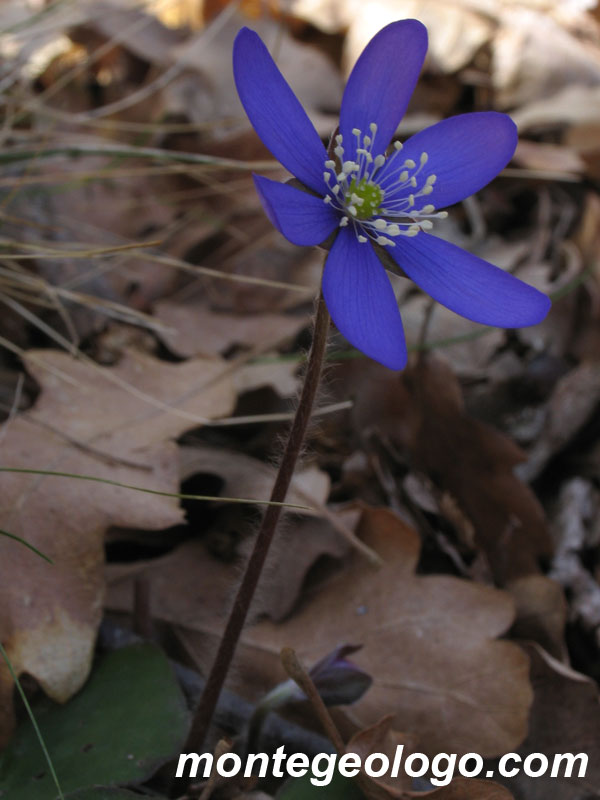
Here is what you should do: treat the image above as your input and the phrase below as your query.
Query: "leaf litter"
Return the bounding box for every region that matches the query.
[1,0,600,798]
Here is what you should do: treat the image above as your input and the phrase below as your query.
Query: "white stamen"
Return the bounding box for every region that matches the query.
[321,120,441,245]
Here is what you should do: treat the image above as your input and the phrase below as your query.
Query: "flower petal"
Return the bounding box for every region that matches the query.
[390,232,551,328]
[381,112,517,209]
[323,227,407,369]
[233,28,328,194]
[339,20,427,161]
[253,175,339,245]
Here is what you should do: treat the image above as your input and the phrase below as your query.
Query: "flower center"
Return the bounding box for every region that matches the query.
[322,122,447,247]
[346,177,384,220]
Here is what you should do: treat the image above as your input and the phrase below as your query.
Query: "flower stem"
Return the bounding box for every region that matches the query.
[181,292,330,758]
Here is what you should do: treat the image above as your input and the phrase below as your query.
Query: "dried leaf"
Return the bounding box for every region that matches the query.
[170,10,342,126]
[237,508,532,758]
[179,445,331,510]
[352,356,552,583]
[417,780,514,799]
[155,300,308,358]
[493,7,600,108]
[0,348,235,745]
[346,716,414,796]
[519,362,600,482]
[489,644,600,800]
[344,0,494,75]
[507,575,567,661]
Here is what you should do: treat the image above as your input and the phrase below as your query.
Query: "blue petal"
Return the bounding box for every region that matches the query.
[380,112,517,209]
[339,20,427,161]
[390,233,551,327]
[323,227,407,369]
[233,28,328,194]
[254,175,339,245]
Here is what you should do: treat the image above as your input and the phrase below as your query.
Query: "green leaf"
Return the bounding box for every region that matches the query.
[277,770,366,799]
[0,644,189,799]
[65,790,157,799]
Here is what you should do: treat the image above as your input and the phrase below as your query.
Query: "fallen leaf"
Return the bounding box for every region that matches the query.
[235,508,532,758]
[346,716,414,796]
[344,0,494,76]
[507,575,567,661]
[352,356,553,583]
[0,348,235,745]
[233,360,300,398]
[513,140,584,175]
[488,644,600,800]
[154,300,308,358]
[79,1,184,67]
[105,511,354,658]
[179,444,331,510]
[493,7,600,108]
[518,361,600,482]
[548,477,600,651]
[417,780,514,799]
[169,9,342,127]
[512,84,600,132]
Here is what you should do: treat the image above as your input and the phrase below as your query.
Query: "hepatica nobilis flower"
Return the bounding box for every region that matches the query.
[233,20,551,370]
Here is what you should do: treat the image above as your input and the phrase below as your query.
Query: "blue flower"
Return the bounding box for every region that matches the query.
[233,20,551,370]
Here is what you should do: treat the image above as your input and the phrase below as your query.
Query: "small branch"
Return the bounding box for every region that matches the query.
[280,647,345,754]
[178,293,330,764]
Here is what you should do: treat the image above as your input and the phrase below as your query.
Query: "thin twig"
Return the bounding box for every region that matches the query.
[280,647,345,753]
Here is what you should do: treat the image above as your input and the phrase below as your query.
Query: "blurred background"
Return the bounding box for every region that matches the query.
[1,2,600,799]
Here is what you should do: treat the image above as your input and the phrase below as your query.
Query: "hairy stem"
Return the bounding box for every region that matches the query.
[181,292,330,759]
